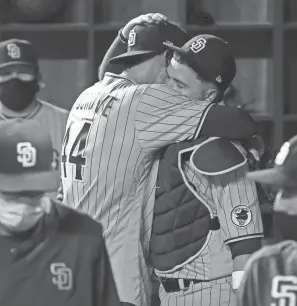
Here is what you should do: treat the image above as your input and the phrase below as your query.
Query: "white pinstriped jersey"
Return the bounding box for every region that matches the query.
[0,99,69,199]
[153,139,264,281]
[61,73,212,306]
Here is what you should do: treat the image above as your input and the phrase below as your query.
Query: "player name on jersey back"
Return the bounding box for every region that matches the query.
[61,73,211,304]
[71,78,130,122]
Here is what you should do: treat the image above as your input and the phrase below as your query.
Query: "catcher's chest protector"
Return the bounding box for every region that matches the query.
[149,138,220,273]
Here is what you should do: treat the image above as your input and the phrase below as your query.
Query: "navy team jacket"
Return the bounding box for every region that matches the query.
[0,201,121,306]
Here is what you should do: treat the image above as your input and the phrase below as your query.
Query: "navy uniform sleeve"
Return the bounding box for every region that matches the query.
[200,105,256,139]
[94,238,121,306]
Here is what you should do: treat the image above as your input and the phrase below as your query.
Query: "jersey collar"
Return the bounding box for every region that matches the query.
[104,72,136,84]
[0,99,41,120]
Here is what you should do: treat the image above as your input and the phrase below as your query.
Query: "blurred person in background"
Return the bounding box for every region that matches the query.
[0,39,68,200]
[236,135,297,306]
[0,119,120,306]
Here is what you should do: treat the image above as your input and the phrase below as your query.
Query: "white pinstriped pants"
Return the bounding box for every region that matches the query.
[159,276,235,306]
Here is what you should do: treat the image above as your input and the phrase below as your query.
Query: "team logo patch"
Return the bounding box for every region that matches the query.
[50,263,73,290]
[17,142,37,167]
[216,75,222,83]
[231,205,252,227]
[7,43,21,59]
[190,38,207,53]
[271,275,297,306]
[128,30,136,46]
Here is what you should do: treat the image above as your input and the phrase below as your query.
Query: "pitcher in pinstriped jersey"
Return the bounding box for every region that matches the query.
[0,39,69,201]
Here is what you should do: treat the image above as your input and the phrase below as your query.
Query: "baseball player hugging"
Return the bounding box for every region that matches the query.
[149,137,264,306]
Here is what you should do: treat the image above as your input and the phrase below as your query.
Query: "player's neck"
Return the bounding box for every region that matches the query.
[121,70,137,82]
[0,99,38,118]
[122,66,149,84]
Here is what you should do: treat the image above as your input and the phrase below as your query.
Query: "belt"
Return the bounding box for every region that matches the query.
[160,278,204,293]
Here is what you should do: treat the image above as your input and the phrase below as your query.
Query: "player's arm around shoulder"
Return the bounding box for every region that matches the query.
[135,85,257,151]
[98,13,167,80]
[200,104,257,139]
[135,83,212,150]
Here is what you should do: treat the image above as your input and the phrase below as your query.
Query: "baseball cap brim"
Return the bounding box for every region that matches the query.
[0,62,36,70]
[247,167,287,187]
[163,42,187,56]
[109,50,158,65]
[0,170,60,193]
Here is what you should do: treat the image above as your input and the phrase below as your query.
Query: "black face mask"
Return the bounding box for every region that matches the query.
[273,211,297,242]
[0,79,38,112]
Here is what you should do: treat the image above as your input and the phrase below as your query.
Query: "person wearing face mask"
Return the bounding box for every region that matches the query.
[0,119,121,306]
[0,39,69,201]
[234,135,297,306]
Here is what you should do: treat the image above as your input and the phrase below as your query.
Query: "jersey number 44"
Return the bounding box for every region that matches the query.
[61,121,92,181]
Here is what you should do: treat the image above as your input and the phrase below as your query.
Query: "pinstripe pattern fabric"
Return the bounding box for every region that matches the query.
[142,140,264,306]
[159,276,235,306]
[0,99,69,200]
[154,141,263,281]
[61,73,212,306]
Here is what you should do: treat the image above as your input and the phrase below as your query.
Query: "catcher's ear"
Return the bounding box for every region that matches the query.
[205,88,217,103]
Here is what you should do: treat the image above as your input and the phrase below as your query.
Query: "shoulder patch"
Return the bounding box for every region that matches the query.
[190,137,246,175]
[231,205,252,227]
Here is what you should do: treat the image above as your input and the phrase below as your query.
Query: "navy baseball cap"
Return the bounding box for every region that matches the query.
[0,119,60,192]
[247,135,297,188]
[0,39,38,72]
[164,34,236,92]
[109,22,189,65]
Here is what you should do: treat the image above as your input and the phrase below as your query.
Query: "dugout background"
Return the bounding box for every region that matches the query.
[0,0,296,235]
